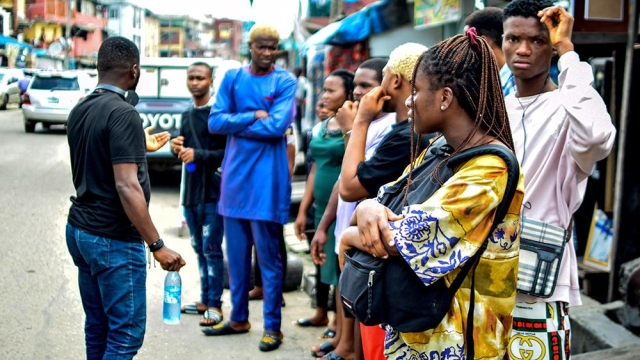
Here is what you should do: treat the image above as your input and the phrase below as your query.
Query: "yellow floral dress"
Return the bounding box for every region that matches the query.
[381,151,525,360]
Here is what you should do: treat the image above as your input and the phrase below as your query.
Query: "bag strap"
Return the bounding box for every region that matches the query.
[444,144,520,359]
[442,147,518,296]
[444,144,520,291]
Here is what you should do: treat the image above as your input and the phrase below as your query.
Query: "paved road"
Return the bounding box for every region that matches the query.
[0,107,324,360]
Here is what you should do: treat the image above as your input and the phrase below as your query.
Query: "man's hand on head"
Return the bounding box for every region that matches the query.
[145,126,170,152]
[538,5,574,56]
[355,87,391,124]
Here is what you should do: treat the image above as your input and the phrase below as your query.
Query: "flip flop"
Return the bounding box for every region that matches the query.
[294,318,329,327]
[319,328,336,339]
[202,321,250,336]
[199,309,223,327]
[310,341,335,358]
[322,352,348,360]
[181,302,206,315]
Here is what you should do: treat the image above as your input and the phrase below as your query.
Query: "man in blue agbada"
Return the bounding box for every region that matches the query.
[204,24,296,352]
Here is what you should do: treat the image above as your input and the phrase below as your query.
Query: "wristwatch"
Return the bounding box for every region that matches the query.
[149,238,165,252]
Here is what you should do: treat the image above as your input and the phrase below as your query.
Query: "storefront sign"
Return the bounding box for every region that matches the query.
[414,0,461,30]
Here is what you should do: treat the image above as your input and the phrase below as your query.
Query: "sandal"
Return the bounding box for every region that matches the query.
[181,302,206,315]
[201,321,250,336]
[322,352,348,360]
[310,341,335,358]
[319,328,336,339]
[199,309,223,327]
[258,333,283,352]
[294,318,329,327]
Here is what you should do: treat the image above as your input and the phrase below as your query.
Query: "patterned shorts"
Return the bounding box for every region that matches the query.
[506,301,571,360]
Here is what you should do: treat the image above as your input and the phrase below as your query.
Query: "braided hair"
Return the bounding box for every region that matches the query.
[411,28,514,154]
[327,69,356,102]
[401,29,515,204]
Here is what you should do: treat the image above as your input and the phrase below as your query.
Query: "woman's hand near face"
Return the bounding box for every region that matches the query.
[335,100,358,133]
[353,199,402,259]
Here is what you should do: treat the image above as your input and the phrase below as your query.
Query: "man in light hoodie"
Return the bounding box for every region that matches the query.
[502,1,616,358]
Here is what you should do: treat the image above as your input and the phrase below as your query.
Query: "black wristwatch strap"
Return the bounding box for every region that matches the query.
[149,238,164,252]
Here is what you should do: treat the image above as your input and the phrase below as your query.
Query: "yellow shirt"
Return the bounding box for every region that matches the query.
[382,153,525,359]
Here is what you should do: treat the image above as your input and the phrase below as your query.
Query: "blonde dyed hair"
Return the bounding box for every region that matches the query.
[249,24,280,42]
[385,42,428,82]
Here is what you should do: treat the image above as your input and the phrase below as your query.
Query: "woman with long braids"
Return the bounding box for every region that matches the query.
[339,30,525,359]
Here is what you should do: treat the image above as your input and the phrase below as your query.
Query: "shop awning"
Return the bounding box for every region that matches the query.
[0,35,32,49]
[301,0,409,56]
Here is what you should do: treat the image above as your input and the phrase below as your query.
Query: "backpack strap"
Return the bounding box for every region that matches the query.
[448,144,520,227]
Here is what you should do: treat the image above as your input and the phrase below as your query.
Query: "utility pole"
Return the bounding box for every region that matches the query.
[64,0,72,70]
[330,0,343,20]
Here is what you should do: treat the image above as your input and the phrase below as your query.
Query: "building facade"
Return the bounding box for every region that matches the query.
[25,0,106,67]
[143,8,158,57]
[210,18,242,59]
[101,0,145,52]
[158,15,200,57]
[1,0,28,37]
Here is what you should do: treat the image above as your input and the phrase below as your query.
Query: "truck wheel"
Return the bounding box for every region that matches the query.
[0,95,8,110]
[222,253,304,292]
[223,257,255,289]
[283,254,304,292]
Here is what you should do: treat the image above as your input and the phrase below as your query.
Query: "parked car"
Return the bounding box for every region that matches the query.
[0,68,25,110]
[22,70,94,133]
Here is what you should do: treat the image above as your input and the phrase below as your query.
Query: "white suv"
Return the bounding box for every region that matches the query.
[22,71,94,133]
[0,68,24,110]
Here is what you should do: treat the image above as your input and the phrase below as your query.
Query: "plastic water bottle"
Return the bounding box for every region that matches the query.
[185,163,197,172]
[163,271,181,325]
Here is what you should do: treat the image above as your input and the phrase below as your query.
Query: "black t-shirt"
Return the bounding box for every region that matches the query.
[67,90,150,242]
[356,120,435,197]
[178,106,227,206]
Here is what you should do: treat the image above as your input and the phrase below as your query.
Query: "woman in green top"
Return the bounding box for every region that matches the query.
[293,69,354,330]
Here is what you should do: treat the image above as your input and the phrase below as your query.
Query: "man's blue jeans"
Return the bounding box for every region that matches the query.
[184,202,224,309]
[66,223,146,360]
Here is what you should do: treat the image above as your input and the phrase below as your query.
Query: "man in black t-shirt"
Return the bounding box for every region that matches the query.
[66,37,185,360]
